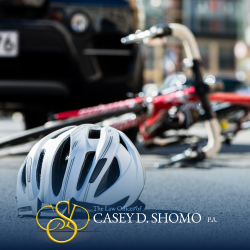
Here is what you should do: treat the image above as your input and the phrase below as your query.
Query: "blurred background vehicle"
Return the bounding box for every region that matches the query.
[0,0,145,129]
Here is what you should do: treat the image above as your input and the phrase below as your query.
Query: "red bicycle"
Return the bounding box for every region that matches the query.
[1,23,250,167]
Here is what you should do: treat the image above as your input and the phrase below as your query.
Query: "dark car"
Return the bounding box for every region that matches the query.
[0,0,144,129]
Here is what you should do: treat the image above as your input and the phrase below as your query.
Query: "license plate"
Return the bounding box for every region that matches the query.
[0,31,19,57]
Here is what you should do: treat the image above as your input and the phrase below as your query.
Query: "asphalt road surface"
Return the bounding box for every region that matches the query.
[0,118,249,250]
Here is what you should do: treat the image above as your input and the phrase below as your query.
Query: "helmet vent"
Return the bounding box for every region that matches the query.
[21,164,27,193]
[88,129,101,139]
[51,128,72,139]
[52,137,70,196]
[76,151,95,191]
[89,158,107,183]
[94,157,120,198]
[119,136,128,151]
[36,150,45,190]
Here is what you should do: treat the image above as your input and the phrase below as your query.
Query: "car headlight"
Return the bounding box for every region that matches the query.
[71,13,89,33]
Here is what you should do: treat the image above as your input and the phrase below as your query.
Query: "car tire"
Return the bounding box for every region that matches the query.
[23,111,48,130]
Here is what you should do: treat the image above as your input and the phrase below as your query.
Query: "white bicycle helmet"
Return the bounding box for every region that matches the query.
[15,124,145,217]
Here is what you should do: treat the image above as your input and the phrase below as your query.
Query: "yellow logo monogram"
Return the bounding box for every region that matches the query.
[36,200,90,244]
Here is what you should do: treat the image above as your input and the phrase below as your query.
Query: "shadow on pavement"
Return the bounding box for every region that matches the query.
[136,141,250,155]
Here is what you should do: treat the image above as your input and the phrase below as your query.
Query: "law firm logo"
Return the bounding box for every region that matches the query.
[36,200,89,244]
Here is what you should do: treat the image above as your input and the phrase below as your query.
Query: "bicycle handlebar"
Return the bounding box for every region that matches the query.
[121,23,201,61]
[121,24,172,44]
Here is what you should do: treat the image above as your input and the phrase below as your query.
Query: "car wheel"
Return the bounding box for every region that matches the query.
[23,111,48,130]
